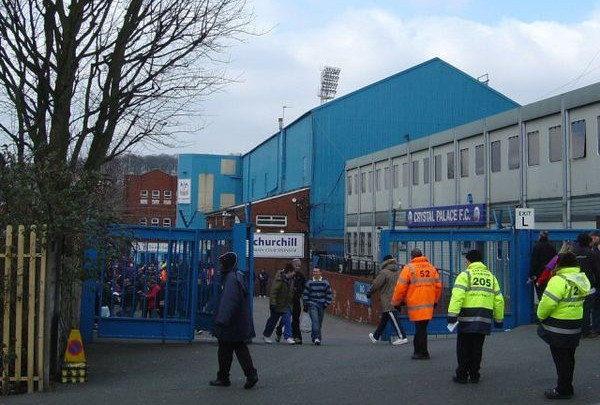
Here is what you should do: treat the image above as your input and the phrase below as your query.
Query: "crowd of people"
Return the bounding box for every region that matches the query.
[211,231,597,399]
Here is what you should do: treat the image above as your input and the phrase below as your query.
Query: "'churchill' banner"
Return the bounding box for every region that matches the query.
[253,233,305,258]
[406,204,486,227]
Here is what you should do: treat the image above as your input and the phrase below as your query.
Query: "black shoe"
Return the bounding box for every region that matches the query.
[452,376,468,384]
[294,338,302,344]
[411,353,430,360]
[244,375,258,389]
[544,388,573,399]
[469,377,480,384]
[209,379,231,387]
[275,335,282,343]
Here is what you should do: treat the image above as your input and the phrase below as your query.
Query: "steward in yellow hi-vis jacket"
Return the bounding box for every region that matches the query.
[447,249,504,384]
[536,251,591,399]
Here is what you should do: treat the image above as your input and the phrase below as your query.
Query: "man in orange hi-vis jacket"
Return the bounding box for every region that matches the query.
[391,248,442,360]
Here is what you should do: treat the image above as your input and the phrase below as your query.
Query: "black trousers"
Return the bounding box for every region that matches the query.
[277,298,302,340]
[217,340,257,381]
[550,345,576,395]
[373,311,406,340]
[456,333,486,380]
[414,320,429,355]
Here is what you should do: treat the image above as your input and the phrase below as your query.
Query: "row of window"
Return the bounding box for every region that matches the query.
[345,232,373,257]
[347,118,597,195]
[140,190,173,199]
[139,217,172,227]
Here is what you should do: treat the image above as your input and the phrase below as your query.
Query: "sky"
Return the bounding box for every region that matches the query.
[153,0,600,156]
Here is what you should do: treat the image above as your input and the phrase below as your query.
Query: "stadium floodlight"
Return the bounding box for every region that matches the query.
[318,66,341,104]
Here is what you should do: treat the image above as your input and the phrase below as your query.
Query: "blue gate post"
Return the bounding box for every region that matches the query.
[80,246,100,344]
[379,229,391,261]
[514,229,534,326]
[232,223,254,296]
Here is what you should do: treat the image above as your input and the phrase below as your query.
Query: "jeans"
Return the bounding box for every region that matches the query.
[308,304,324,341]
[263,309,292,339]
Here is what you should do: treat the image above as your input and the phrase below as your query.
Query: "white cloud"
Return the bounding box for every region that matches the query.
[174,3,600,155]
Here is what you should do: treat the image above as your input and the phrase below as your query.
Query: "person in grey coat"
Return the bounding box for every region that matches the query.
[367,255,408,345]
[210,252,258,389]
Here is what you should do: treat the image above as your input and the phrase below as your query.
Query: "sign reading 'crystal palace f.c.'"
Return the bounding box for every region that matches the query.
[406,204,486,227]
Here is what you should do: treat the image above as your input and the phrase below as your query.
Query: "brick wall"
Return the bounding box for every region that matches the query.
[324,271,380,326]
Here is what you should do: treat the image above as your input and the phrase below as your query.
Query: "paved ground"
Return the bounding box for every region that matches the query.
[5,297,600,405]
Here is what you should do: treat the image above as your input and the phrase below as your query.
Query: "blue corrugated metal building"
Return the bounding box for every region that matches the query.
[179,58,520,253]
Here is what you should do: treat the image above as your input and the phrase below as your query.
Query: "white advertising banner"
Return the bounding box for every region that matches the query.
[177,179,191,204]
[253,233,305,258]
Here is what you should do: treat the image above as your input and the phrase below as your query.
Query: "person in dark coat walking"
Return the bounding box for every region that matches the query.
[210,252,258,389]
[528,231,557,300]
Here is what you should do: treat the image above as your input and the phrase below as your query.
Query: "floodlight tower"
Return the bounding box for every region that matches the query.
[318,66,341,104]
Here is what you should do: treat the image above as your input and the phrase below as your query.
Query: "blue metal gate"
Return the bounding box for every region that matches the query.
[379,228,597,335]
[80,224,252,342]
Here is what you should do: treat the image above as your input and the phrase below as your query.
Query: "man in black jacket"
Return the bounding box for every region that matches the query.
[210,252,259,389]
[528,231,557,300]
[574,233,600,337]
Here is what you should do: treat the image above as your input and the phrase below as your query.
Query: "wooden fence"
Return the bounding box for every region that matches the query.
[1,225,47,394]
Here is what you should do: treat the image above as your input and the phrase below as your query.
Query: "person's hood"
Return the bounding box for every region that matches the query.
[557,267,592,295]
[381,257,398,272]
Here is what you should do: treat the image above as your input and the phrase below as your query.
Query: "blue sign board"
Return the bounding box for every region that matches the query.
[354,282,371,305]
[406,204,486,227]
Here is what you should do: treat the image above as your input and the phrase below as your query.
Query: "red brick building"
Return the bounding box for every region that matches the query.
[122,169,177,227]
[205,188,310,283]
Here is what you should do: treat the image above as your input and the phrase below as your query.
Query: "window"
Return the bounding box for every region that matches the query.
[375,169,382,191]
[447,151,455,179]
[549,125,562,162]
[491,141,501,172]
[402,163,409,187]
[571,120,586,159]
[151,218,159,226]
[346,233,352,255]
[140,190,148,199]
[384,167,390,190]
[359,232,365,255]
[434,154,442,182]
[423,157,430,184]
[352,232,358,254]
[256,215,287,227]
[163,218,171,227]
[508,135,520,169]
[139,217,147,226]
[475,144,484,175]
[347,175,352,195]
[367,233,372,257]
[221,158,236,174]
[412,160,419,186]
[527,131,540,166]
[368,171,373,192]
[460,148,469,178]
[354,174,359,194]
[152,190,160,199]
[361,172,366,193]
[164,190,172,200]
[393,164,400,189]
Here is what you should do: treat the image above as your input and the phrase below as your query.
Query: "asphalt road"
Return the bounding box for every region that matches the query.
[5,297,600,405]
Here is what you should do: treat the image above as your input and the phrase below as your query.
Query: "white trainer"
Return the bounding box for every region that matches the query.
[391,337,408,345]
[263,335,273,344]
[285,337,296,344]
[368,333,377,344]
[314,338,321,345]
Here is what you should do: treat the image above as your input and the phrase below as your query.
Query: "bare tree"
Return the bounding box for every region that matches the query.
[0,0,253,170]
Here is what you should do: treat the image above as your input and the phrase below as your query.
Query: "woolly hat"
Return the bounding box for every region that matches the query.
[382,254,394,261]
[219,252,237,269]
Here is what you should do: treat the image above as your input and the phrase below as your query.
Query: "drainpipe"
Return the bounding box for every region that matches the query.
[563,103,572,228]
